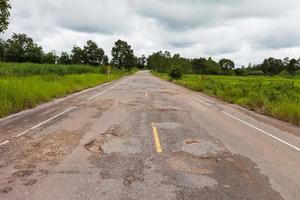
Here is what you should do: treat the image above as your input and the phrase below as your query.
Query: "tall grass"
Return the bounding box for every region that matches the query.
[0,62,106,76]
[0,73,128,117]
[154,73,300,126]
[0,62,132,117]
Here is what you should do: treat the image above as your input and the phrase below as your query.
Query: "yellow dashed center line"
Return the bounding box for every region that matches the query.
[151,123,162,153]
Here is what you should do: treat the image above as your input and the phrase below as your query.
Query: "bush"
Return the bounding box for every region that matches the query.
[279,70,289,76]
[247,70,265,76]
[295,69,300,76]
[168,65,183,80]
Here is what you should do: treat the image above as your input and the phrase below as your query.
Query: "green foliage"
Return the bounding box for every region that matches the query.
[58,52,71,64]
[295,69,300,76]
[43,51,58,64]
[137,55,146,69]
[4,33,44,63]
[218,58,235,72]
[147,51,192,73]
[279,70,289,76]
[83,40,105,66]
[0,73,128,117]
[168,65,183,80]
[0,62,106,76]
[0,34,110,67]
[247,70,265,76]
[154,73,300,126]
[0,0,11,32]
[71,46,84,64]
[111,39,135,70]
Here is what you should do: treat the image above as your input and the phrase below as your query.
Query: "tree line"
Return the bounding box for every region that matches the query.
[0,33,147,70]
[1,1,300,76]
[147,51,300,76]
[1,33,300,76]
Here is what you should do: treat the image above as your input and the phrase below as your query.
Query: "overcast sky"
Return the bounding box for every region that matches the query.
[2,0,300,66]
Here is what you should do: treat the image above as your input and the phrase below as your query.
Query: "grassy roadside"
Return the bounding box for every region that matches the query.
[153,72,300,126]
[0,63,132,118]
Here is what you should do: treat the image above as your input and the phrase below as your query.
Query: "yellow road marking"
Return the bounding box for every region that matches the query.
[151,123,162,153]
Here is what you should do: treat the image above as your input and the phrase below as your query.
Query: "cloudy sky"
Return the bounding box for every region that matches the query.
[2,0,300,66]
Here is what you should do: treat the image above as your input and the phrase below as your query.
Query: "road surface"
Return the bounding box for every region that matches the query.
[0,71,299,200]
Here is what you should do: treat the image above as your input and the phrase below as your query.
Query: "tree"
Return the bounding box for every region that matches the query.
[102,55,109,65]
[43,51,58,64]
[147,51,172,72]
[192,58,207,74]
[260,57,284,75]
[111,39,135,70]
[5,33,44,63]
[83,40,105,66]
[59,51,71,64]
[168,65,182,80]
[219,58,235,72]
[0,0,11,32]
[286,58,298,75]
[71,46,84,64]
[205,57,221,74]
[0,38,5,61]
[137,55,146,69]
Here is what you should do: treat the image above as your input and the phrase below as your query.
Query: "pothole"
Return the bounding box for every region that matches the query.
[24,179,37,186]
[12,169,34,178]
[0,187,12,193]
[84,140,103,155]
[178,173,218,189]
[179,139,225,156]
[185,140,200,145]
[166,153,216,175]
[122,100,144,107]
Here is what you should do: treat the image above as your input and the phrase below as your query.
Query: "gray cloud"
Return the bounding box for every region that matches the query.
[2,0,300,65]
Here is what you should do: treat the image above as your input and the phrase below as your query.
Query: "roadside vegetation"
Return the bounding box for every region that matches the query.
[1,3,300,126]
[0,64,131,118]
[149,51,300,126]
[0,34,138,118]
[0,9,140,118]
[155,73,300,126]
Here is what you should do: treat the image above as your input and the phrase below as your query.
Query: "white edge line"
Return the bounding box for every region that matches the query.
[191,96,213,106]
[30,106,76,130]
[15,129,30,138]
[0,81,114,123]
[222,111,300,152]
[1,78,128,143]
[0,140,9,146]
[87,79,127,101]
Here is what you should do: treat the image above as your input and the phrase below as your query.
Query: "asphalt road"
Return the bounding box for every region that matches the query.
[0,71,299,200]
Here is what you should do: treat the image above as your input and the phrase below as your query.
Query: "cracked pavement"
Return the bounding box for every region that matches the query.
[0,71,299,200]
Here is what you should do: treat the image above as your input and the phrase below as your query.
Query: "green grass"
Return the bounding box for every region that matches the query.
[0,62,106,76]
[154,73,300,126]
[0,62,131,118]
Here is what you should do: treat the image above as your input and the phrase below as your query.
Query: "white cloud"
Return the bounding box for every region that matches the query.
[1,0,300,65]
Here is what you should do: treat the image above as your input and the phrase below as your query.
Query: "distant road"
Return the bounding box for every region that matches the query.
[0,71,299,200]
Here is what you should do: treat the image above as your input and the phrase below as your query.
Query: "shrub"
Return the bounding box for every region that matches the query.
[295,69,300,76]
[279,70,289,76]
[168,65,183,80]
[248,70,265,76]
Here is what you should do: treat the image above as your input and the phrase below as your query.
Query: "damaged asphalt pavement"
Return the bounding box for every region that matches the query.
[0,71,299,200]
